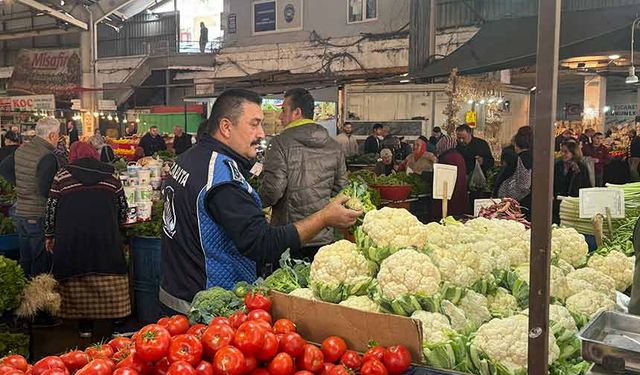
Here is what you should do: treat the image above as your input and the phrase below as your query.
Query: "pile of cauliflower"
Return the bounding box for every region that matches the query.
[294,208,632,375]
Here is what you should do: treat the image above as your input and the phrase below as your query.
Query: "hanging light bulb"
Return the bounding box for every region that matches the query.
[135,118,140,123]
[107,114,113,121]
[99,112,104,117]
[114,116,119,122]
[93,112,99,117]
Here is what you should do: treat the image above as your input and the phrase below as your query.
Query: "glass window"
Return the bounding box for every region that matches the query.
[348,0,376,23]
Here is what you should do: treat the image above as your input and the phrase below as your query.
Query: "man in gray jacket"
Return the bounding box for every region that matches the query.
[260,88,347,260]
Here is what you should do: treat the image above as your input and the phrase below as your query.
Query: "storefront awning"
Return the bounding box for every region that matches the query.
[418,5,640,79]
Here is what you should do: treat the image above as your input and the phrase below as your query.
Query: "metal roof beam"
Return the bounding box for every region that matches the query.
[14,0,88,30]
[89,0,138,23]
[0,27,76,41]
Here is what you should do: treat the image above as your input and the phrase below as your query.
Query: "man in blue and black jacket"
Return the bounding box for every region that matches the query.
[160,89,361,314]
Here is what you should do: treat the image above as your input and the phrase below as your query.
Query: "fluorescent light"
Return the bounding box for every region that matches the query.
[530,86,537,92]
[399,79,410,83]
[479,99,486,104]
[604,106,611,113]
[608,54,621,60]
[467,100,473,105]
[497,99,504,104]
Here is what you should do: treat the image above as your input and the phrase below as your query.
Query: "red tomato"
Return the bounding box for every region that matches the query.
[0,365,22,375]
[208,318,230,327]
[166,316,190,336]
[246,310,272,325]
[299,344,324,373]
[212,347,245,375]
[278,333,306,358]
[40,370,66,375]
[233,321,265,356]
[243,357,257,374]
[251,319,272,333]
[158,318,170,327]
[117,352,152,375]
[244,293,272,312]
[60,351,89,371]
[382,346,410,375]
[273,319,296,335]
[339,352,361,371]
[256,332,278,362]
[135,324,172,362]
[328,365,351,375]
[186,325,207,338]
[1,356,28,372]
[320,337,347,364]
[194,362,213,375]
[267,353,294,375]
[32,357,67,375]
[87,344,115,360]
[113,369,140,375]
[362,347,385,364]
[227,312,247,330]
[151,359,170,375]
[201,324,235,357]
[76,359,114,375]
[168,335,203,366]
[294,372,314,375]
[249,369,269,375]
[109,338,134,353]
[360,360,388,375]
[167,361,196,375]
[112,349,132,365]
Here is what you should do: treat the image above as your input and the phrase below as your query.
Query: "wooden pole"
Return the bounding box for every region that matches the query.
[442,181,448,218]
[528,0,561,374]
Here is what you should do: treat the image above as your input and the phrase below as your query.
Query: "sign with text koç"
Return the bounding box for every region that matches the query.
[1,94,56,111]
[8,48,81,99]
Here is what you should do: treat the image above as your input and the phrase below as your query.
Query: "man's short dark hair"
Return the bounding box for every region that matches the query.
[4,131,19,143]
[344,122,353,126]
[150,126,158,130]
[456,124,472,133]
[284,88,315,120]
[373,123,383,131]
[594,132,604,137]
[433,126,441,133]
[208,89,263,134]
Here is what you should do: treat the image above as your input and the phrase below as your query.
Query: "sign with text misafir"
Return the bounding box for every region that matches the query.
[8,49,81,99]
[0,95,56,111]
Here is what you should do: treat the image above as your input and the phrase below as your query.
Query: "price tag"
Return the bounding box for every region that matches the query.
[474,198,503,217]
[579,188,625,219]
[432,163,457,200]
[250,162,263,177]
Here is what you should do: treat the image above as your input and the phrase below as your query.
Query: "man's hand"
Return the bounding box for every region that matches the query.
[45,238,55,253]
[320,195,363,229]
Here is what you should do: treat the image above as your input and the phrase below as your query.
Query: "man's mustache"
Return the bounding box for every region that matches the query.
[251,139,263,146]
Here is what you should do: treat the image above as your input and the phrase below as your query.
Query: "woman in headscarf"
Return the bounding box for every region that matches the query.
[431,134,469,220]
[89,129,116,163]
[396,136,437,174]
[374,148,395,176]
[45,142,129,338]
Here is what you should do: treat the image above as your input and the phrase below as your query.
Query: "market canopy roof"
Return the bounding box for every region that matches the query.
[417,4,640,79]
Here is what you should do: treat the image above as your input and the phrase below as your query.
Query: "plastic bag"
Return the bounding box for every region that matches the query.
[469,159,487,191]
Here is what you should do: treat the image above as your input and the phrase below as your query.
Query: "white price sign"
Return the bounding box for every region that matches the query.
[432,163,457,200]
[579,188,625,219]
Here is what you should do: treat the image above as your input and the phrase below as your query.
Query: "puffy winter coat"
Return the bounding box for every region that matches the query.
[260,122,347,247]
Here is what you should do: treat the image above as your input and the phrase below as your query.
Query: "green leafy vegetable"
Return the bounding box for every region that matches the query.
[0,326,29,357]
[262,250,311,294]
[0,214,16,235]
[188,286,244,324]
[0,256,26,313]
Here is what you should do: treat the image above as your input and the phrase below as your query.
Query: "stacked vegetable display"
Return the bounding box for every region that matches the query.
[282,207,632,375]
[0,294,412,375]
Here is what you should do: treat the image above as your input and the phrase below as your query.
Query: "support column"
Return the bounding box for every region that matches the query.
[408,0,436,74]
[80,30,95,134]
[583,75,607,130]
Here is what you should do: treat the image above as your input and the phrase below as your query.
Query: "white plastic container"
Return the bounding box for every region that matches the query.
[136,185,153,202]
[123,186,136,204]
[138,169,152,185]
[137,201,153,221]
[126,205,138,224]
[150,177,162,190]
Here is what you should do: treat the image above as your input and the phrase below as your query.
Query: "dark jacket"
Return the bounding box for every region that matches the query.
[139,133,167,156]
[431,149,469,220]
[45,158,127,280]
[375,162,394,176]
[0,145,18,163]
[582,143,611,175]
[631,136,640,158]
[68,129,79,145]
[364,135,382,154]
[553,159,591,223]
[260,123,347,247]
[456,137,495,175]
[174,133,193,155]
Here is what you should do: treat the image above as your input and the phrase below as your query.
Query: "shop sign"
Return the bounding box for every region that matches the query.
[0,98,11,112]
[7,48,81,99]
[227,14,237,34]
[254,1,276,33]
[4,94,56,111]
[253,0,303,34]
[98,99,117,111]
[465,110,477,127]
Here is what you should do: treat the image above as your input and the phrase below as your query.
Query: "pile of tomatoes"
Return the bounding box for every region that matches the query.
[0,293,411,375]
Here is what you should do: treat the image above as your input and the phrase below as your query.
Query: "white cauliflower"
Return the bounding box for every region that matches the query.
[555,259,575,275]
[430,242,497,289]
[338,295,380,312]
[514,264,570,300]
[523,304,578,335]
[551,227,588,267]
[565,290,616,320]
[361,207,428,249]
[457,290,491,328]
[566,268,617,301]
[472,315,560,373]
[423,222,459,249]
[377,249,441,300]
[411,310,452,345]
[439,300,469,332]
[588,251,634,292]
[288,288,315,300]
[310,240,375,302]
[487,288,519,318]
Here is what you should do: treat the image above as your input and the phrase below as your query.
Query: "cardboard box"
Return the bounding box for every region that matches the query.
[269,291,424,361]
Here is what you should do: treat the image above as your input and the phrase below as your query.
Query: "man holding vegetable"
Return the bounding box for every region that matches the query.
[160,89,361,315]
